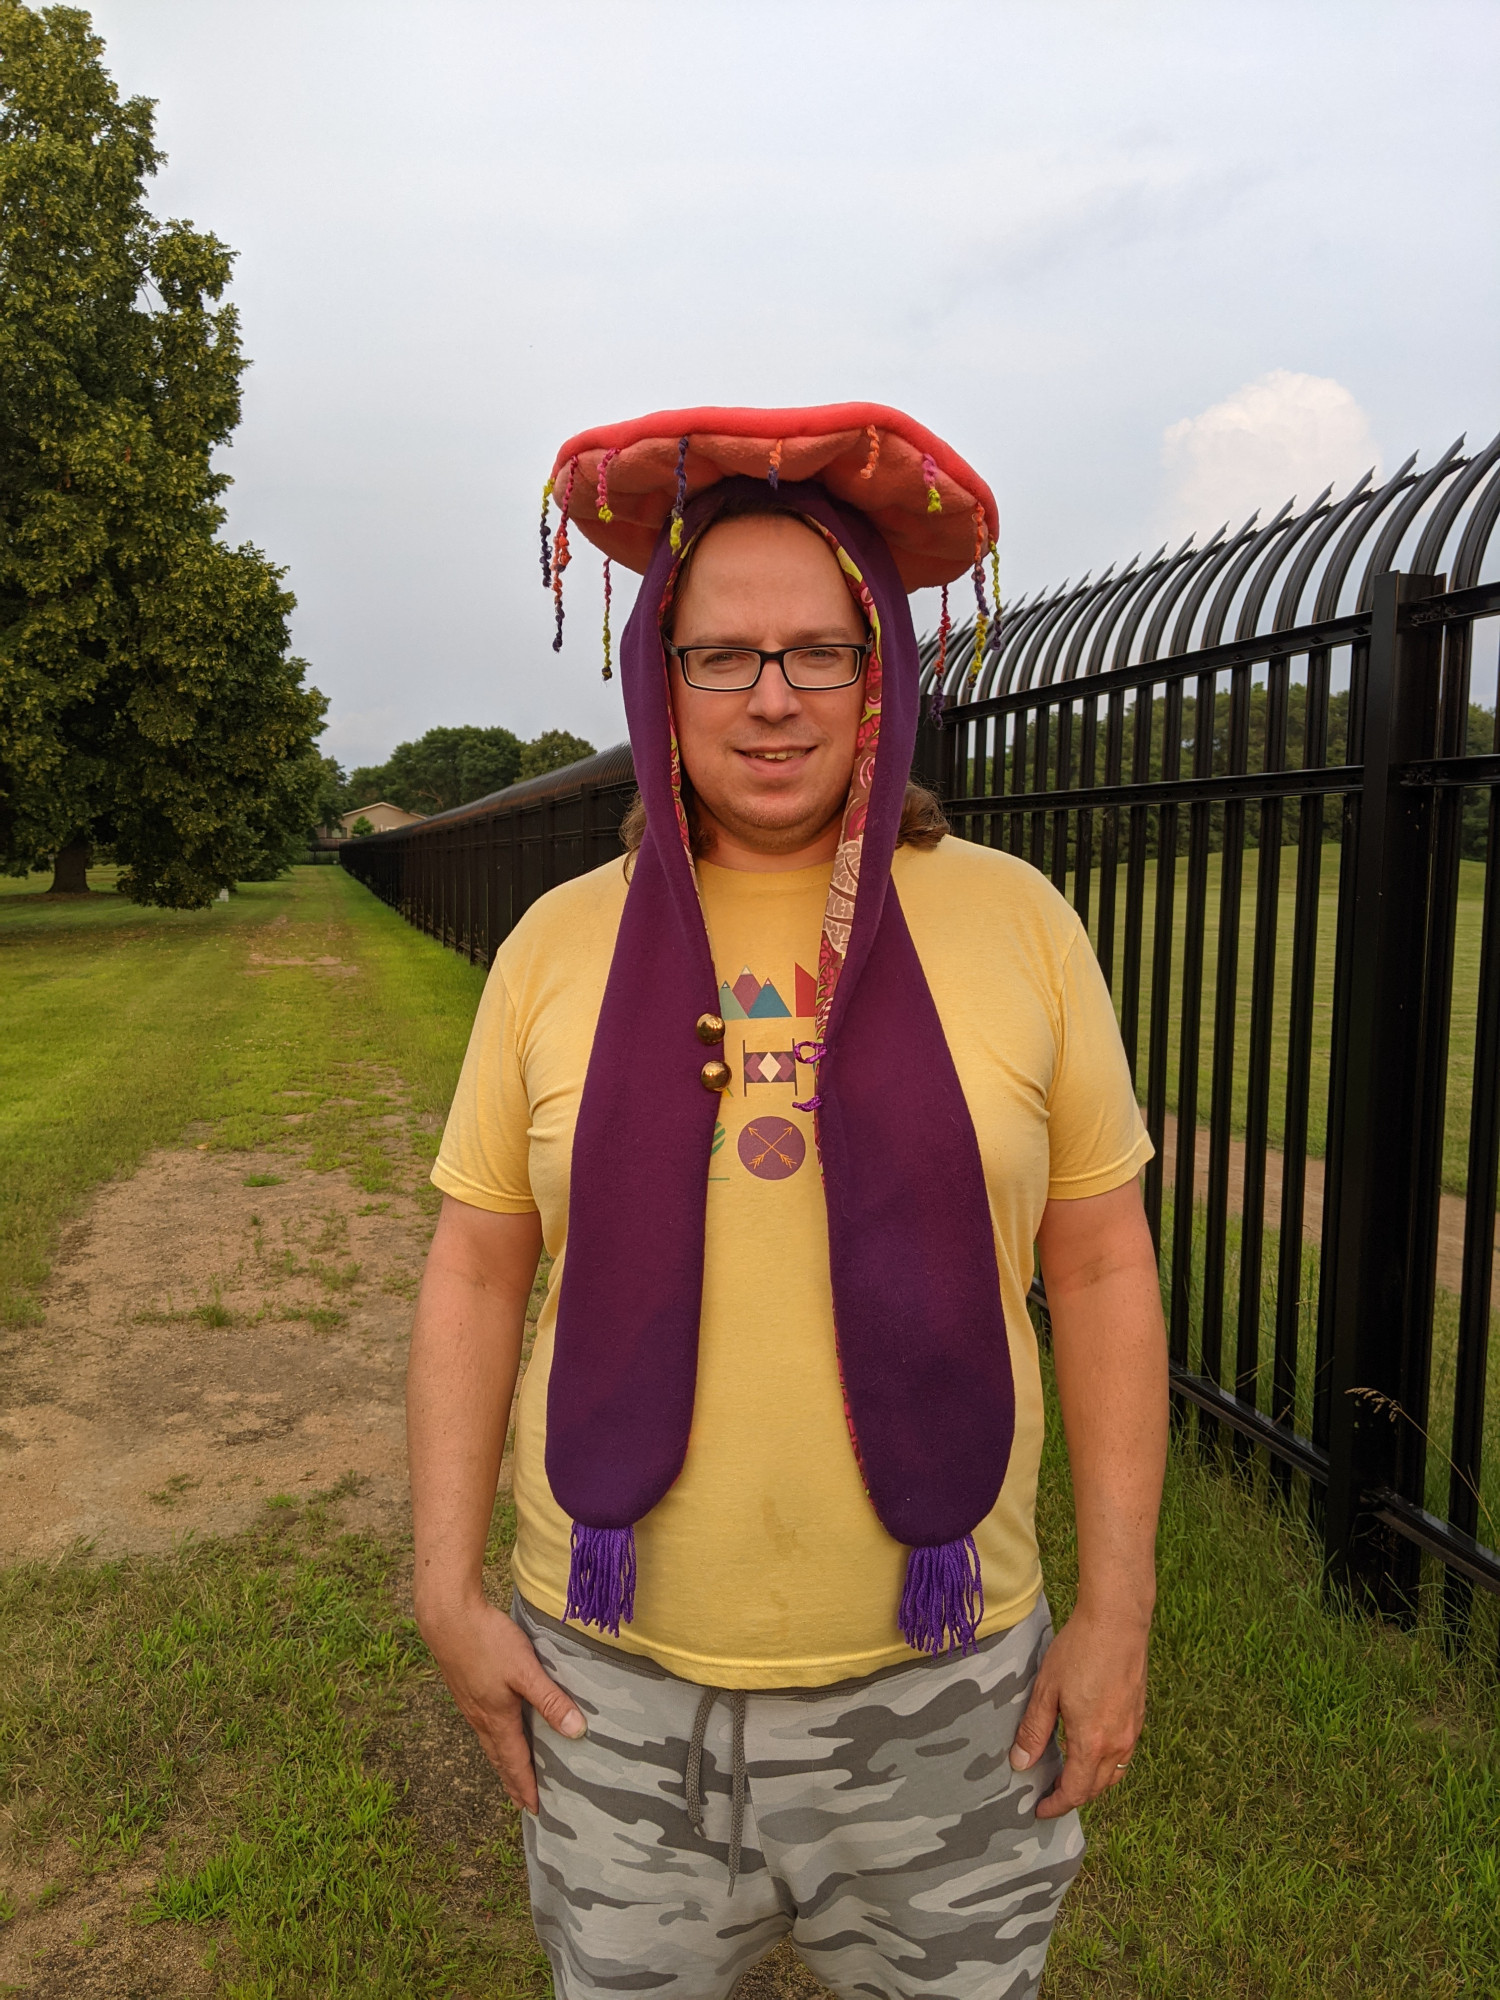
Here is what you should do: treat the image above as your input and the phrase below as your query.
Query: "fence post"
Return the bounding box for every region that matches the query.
[1323,569,1445,1616]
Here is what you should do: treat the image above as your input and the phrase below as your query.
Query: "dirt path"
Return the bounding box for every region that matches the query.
[1155,1113,1487,1296]
[0,1146,431,1562]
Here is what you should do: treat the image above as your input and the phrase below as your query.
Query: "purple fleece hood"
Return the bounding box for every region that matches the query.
[547,477,1014,1655]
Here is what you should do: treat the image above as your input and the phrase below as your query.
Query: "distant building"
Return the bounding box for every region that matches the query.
[337,801,426,836]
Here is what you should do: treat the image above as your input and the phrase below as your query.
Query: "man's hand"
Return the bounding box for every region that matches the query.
[419,1595,586,1813]
[1027,1179,1167,1822]
[1008,1606,1148,1818]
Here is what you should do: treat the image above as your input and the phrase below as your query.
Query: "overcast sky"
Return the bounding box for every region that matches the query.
[86,0,1500,769]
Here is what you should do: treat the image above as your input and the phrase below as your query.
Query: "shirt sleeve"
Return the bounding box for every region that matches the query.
[430,959,539,1214]
[1045,922,1154,1200]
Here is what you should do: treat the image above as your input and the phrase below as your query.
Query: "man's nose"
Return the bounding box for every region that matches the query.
[746,659,801,720]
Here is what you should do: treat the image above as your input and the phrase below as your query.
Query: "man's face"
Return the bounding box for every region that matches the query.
[667,514,867,865]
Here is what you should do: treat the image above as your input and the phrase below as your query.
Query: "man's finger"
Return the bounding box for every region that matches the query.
[1034,1743,1100,1819]
[474,1705,541,1812]
[514,1654,588,1741]
[1008,1671,1059,1771]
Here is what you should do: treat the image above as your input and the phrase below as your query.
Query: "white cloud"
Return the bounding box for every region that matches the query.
[1160,371,1382,543]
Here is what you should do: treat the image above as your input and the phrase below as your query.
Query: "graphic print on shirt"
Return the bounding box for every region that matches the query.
[743,1049,797,1087]
[738,1116,806,1180]
[711,964,816,1182]
[719,967,792,1021]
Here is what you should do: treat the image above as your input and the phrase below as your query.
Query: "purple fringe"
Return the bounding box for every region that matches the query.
[899,1535,983,1656]
[565,1522,637,1636]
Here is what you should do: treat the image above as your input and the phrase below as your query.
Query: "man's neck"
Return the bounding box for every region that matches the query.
[693,808,842,873]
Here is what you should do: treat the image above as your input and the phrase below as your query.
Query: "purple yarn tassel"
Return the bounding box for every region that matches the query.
[565,1522,637,1636]
[898,1535,983,1655]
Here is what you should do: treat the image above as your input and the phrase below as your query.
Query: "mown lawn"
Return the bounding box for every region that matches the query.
[1,865,1497,1998]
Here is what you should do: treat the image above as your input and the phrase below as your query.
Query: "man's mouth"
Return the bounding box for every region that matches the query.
[736,747,815,765]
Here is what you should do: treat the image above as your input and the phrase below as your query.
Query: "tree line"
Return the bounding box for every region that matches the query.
[331,723,596,830]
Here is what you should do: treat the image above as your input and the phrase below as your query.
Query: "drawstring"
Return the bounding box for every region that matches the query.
[685,1686,748,1893]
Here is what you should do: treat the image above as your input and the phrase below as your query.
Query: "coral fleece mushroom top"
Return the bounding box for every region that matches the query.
[431,835,1151,1690]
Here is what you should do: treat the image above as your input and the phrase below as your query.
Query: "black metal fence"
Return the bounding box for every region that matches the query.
[338,743,637,962]
[342,432,1500,1648]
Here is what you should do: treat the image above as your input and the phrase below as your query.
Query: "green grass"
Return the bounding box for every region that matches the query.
[1062,842,1492,1197]
[0,1484,548,1998]
[3,861,1498,1997]
[0,865,486,1324]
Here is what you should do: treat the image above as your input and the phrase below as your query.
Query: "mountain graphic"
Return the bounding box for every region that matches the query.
[747,981,790,1018]
[721,967,791,1019]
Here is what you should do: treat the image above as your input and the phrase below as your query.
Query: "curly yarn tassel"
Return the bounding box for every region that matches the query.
[538,477,555,587]
[565,1522,637,1636]
[922,452,942,513]
[768,437,784,490]
[899,1536,983,1656]
[859,423,881,479]
[929,580,951,726]
[596,447,618,524]
[669,434,689,553]
[601,556,613,681]
[551,456,578,653]
[966,513,992,696]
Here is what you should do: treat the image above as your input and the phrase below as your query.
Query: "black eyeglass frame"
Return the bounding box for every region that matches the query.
[665,642,872,692]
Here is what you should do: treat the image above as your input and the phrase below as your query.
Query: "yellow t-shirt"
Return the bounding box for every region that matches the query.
[432,835,1151,1688]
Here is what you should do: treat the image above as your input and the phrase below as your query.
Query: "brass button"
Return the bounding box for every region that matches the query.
[699,1059,732,1093]
[695,1012,726,1045]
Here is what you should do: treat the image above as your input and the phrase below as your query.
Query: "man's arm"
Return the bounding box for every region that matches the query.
[1010,1176,1168,1818]
[408,1194,585,1810]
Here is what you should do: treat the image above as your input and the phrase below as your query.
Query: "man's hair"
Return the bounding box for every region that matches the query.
[619,781,948,861]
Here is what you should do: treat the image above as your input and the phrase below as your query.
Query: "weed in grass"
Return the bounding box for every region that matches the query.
[243,1174,284,1188]
[148,1475,200,1511]
[307,1257,361,1294]
[254,1303,345,1333]
[312,1211,349,1254]
[0,1890,14,1925]
[32,1885,65,1911]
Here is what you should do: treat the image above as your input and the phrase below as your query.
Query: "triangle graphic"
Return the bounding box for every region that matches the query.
[748,980,791,1019]
[794,962,818,1017]
[719,980,749,1022]
[731,967,762,1013]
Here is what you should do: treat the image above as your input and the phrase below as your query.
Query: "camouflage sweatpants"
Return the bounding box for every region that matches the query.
[513,1592,1084,2000]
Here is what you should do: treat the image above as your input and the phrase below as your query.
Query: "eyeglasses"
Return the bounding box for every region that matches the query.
[667,643,870,692]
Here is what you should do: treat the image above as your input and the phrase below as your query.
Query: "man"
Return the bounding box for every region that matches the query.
[408,406,1167,1999]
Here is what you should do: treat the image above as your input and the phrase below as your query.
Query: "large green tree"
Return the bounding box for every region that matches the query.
[0,3,326,903]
